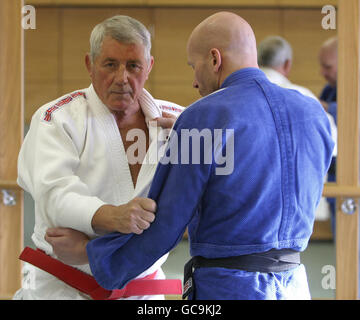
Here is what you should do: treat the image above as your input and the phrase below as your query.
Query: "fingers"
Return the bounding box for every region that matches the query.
[133,220,150,235]
[125,198,157,234]
[130,208,154,234]
[44,228,90,265]
[46,227,69,237]
[45,228,69,247]
[161,111,176,119]
[44,233,54,246]
[153,112,177,129]
[155,117,174,129]
[44,232,64,254]
[136,197,157,213]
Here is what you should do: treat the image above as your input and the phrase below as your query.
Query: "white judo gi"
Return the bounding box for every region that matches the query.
[14,84,183,300]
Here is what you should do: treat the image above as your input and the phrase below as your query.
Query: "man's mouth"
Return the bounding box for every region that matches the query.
[111,91,131,95]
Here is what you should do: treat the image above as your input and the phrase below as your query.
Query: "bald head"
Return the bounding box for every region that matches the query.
[321,37,337,53]
[188,12,258,69]
[319,37,337,87]
[187,12,258,96]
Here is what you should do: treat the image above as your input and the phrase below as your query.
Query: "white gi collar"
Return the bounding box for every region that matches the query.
[138,88,162,124]
[88,84,162,126]
[260,67,292,88]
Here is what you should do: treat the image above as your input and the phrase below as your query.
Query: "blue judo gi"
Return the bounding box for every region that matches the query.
[87,68,335,300]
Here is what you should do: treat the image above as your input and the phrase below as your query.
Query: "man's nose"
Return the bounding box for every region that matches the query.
[193,79,199,89]
[320,67,327,78]
[115,65,129,84]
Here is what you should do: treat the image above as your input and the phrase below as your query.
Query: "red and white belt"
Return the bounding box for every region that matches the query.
[19,247,182,300]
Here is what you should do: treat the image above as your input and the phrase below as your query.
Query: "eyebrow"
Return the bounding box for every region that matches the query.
[102,57,143,64]
[102,58,117,63]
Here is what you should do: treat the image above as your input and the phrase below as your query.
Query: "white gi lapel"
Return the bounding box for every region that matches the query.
[86,85,135,203]
[134,89,166,198]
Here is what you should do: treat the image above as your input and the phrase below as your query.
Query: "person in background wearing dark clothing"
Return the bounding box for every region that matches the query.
[319,37,337,236]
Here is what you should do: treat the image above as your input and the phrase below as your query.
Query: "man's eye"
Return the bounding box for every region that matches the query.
[128,63,141,71]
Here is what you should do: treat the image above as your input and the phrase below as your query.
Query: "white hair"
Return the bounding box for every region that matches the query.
[257,36,293,68]
[89,15,152,63]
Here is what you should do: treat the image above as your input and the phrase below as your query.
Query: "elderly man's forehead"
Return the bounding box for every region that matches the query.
[99,37,145,55]
[102,36,144,48]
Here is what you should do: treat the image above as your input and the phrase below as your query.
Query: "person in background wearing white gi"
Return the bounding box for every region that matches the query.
[14,15,183,300]
[258,35,337,223]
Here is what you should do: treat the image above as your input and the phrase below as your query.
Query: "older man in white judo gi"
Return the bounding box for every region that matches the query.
[14,15,183,300]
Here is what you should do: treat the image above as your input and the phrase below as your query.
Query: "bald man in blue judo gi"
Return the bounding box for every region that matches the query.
[46,12,335,300]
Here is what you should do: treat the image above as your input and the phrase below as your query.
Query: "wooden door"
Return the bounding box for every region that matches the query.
[0,0,24,299]
[322,0,360,300]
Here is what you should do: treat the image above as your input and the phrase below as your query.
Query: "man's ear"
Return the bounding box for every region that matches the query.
[146,56,155,79]
[85,54,92,75]
[283,59,292,77]
[210,48,222,73]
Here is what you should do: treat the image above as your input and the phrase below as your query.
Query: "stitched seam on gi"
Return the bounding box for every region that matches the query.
[253,78,291,243]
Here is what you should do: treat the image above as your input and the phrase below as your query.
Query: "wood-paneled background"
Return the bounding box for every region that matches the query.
[24,2,337,124]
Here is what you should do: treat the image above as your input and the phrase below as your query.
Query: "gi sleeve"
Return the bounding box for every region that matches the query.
[86,113,214,289]
[17,107,105,237]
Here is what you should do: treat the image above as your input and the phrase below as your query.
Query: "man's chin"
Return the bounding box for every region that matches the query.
[107,99,136,112]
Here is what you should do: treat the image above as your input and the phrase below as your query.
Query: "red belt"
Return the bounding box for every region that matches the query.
[19,247,182,300]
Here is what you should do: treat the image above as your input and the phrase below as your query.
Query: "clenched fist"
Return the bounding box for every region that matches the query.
[91,197,157,235]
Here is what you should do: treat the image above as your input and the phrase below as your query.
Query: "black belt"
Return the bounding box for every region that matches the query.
[182,249,301,299]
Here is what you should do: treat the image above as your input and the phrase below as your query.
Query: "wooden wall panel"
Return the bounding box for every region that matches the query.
[235,9,282,41]
[152,8,216,106]
[25,6,337,116]
[335,0,359,299]
[26,0,146,5]
[27,0,338,8]
[152,8,215,84]
[283,9,336,95]
[282,9,337,97]
[152,7,282,107]
[57,0,146,5]
[24,8,60,81]
[279,0,337,7]
[0,0,24,299]
[25,8,60,123]
[149,0,279,6]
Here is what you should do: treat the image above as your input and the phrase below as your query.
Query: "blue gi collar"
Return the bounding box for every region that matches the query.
[221,67,266,89]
